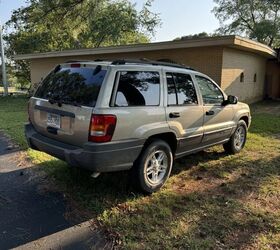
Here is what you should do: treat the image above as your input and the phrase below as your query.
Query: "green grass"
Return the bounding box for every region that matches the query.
[0,95,28,147]
[0,97,280,249]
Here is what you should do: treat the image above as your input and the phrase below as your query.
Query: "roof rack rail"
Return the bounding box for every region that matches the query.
[111,58,195,70]
[65,60,89,63]
[64,59,103,63]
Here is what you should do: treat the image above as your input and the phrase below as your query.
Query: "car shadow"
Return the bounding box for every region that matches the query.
[0,132,21,156]
[0,167,71,249]
[172,148,228,175]
[0,147,111,249]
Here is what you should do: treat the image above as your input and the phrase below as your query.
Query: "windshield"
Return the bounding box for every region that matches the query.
[34,66,107,107]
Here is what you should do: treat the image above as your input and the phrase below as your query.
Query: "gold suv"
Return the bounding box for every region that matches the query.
[25,59,251,193]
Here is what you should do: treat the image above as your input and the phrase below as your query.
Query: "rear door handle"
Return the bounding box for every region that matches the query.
[206,111,215,116]
[169,112,180,118]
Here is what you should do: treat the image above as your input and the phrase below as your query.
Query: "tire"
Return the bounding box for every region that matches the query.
[131,139,173,194]
[223,120,247,154]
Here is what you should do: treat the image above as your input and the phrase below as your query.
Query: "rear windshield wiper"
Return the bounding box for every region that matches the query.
[48,98,59,105]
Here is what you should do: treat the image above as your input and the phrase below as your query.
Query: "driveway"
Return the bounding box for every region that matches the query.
[0,133,108,249]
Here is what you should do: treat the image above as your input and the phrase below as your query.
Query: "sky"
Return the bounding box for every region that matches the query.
[0,0,220,42]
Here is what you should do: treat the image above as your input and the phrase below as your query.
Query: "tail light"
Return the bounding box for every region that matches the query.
[89,114,117,143]
[70,63,81,68]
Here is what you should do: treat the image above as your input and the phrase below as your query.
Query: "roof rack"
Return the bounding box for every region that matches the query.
[64,59,103,63]
[111,58,195,70]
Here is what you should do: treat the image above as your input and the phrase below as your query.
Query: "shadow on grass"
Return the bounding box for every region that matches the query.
[37,159,135,216]
[34,145,280,249]
[37,148,229,217]
[99,154,280,249]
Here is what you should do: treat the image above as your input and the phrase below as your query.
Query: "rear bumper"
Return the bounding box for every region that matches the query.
[25,123,144,172]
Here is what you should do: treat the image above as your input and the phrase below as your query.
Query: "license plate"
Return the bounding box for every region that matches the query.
[47,113,61,129]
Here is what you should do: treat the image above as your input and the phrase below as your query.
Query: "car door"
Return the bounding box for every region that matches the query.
[108,68,167,141]
[194,75,235,144]
[164,71,204,156]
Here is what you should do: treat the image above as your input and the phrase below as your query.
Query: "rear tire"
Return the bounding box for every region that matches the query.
[131,139,173,194]
[223,120,247,154]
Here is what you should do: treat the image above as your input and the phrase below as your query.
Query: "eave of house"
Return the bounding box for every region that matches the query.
[13,35,277,61]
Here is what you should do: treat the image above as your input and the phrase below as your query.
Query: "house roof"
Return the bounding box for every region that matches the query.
[13,35,277,60]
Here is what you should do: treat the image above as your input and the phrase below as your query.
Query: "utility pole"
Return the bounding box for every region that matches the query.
[0,21,8,96]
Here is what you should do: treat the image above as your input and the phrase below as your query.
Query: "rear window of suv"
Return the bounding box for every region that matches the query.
[114,71,160,107]
[35,65,107,107]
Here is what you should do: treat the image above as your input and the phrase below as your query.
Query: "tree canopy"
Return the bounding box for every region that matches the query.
[174,32,210,41]
[5,0,160,55]
[4,0,160,88]
[213,0,280,48]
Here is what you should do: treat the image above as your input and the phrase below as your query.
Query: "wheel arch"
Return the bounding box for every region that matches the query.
[239,116,249,128]
[144,132,178,155]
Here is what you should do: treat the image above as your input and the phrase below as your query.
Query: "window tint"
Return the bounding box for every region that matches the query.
[115,71,160,106]
[35,66,106,107]
[195,75,224,105]
[167,73,197,105]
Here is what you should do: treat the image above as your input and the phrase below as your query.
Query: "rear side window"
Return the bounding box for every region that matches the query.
[166,72,198,105]
[35,66,107,107]
[114,71,160,107]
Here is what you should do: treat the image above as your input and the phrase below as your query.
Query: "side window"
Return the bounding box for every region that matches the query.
[166,72,198,105]
[174,73,198,105]
[115,71,160,107]
[195,75,224,105]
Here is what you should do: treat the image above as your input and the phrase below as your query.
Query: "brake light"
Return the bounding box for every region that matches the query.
[70,63,81,68]
[89,115,117,143]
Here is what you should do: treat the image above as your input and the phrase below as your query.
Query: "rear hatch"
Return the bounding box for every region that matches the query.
[28,63,107,147]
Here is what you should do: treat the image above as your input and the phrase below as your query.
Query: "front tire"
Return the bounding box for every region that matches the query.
[223,120,247,154]
[131,139,173,194]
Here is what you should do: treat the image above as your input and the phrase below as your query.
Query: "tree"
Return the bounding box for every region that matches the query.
[4,0,160,86]
[213,0,280,48]
[174,32,210,41]
[0,63,20,89]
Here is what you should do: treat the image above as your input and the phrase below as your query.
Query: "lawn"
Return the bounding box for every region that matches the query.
[0,96,279,249]
[0,96,28,147]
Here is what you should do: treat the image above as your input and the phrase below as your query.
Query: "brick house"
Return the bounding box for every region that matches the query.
[14,35,279,103]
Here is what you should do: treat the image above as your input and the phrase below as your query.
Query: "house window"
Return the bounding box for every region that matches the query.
[240,72,244,83]
[254,73,257,83]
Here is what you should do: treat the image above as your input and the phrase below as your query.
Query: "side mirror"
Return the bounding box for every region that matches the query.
[227,95,238,105]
